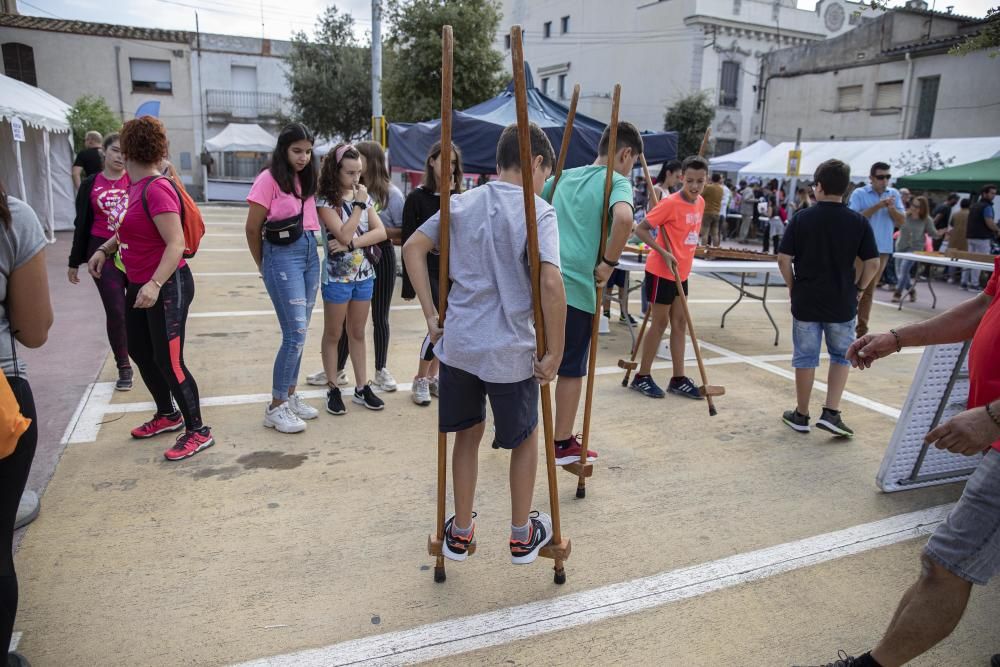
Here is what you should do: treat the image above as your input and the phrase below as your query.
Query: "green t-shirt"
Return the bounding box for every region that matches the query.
[543,165,634,314]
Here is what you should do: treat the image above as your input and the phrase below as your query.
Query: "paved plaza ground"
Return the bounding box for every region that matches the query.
[11,206,998,666]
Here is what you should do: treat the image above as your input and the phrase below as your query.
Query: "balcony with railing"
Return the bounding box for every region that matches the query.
[205,89,287,119]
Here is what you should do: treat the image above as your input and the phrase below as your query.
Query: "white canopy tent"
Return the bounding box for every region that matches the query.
[0,74,75,241]
[710,139,772,173]
[738,137,1000,182]
[203,123,277,201]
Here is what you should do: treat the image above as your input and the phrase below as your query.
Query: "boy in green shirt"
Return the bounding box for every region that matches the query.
[542,121,642,464]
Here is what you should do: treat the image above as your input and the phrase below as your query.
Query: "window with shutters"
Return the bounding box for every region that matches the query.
[2,43,36,87]
[911,76,939,138]
[715,139,736,156]
[558,74,567,100]
[130,58,172,93]
[719,61,739,108]
[544,21,552,38]
[837,85,862,111]
[504,34,511,50]
[541,77,550,95]
[561,15,570,34]
[874,80,903,113]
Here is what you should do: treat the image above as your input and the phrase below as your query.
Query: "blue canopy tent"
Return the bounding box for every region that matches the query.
[388,68,677,175]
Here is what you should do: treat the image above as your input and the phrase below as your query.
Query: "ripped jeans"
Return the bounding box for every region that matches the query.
[262,231,320,401]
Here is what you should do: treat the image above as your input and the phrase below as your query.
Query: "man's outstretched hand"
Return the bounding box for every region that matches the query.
[847,333,898,369]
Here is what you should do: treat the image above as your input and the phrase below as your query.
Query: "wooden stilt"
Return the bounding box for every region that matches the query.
[573,84,621,499]
[427,25,462,583]
[510,25,571,584]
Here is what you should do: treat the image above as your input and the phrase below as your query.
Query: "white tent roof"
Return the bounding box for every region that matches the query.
[710,139,772,172]
[738,137,1000,181]
[204,123,276,153]
[0,74,71,133]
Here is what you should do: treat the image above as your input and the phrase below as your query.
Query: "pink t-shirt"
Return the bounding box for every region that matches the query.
[246,169,319,232]
[113,175,186,284]
[90,172,130,239]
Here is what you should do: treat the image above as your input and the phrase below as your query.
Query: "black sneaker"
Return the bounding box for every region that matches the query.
[353,384,385,411]
[792,650,860,667]
[816,408,854,438]
[630,374,666,398]
[442,512,476,562]
[115,366,133,392]
[782,408,811,433]
[668,376,704,400]
[509,511,553,565]
[619,313,638,325]
[603,309,611,319]
[991,654,999,667]
[326,387,346,415]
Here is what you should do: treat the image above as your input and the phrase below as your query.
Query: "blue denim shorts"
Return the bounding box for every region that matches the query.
[791,318,856,368]
[321,277,375,304]
[925,448,1000,585]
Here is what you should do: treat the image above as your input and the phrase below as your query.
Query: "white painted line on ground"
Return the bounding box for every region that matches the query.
[64,382,115,444]
[9,631,21,652]
[698,340,902,419]
[233,504,952,667]
[60,382,96,445]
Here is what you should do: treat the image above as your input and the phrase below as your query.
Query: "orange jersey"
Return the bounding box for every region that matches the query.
[644,190,704,282]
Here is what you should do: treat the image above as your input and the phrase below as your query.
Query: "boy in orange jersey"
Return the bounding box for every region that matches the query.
[631,155,708,399]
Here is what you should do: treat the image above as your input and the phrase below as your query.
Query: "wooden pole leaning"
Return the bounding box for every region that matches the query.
[569,84,621,500]
[427,25,468,583]
[637,153,725,416]
[548,84,580,200]
[618,182,659,386]
[510,25,571,584]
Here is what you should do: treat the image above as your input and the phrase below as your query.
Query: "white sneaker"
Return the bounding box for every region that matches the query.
[373,368,398,392]
[263,402,306,434]
[306,370,327,386]
[429,376,440,398]
[412,377,431,406]
[337,370,349,386]
[288,393,319,420]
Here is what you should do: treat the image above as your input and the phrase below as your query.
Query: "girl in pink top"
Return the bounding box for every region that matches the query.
[87,116,214,462]
[245,123,322,434]
[68,133,132,389]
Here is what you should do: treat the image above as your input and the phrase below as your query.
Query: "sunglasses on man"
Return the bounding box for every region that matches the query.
[873,174,892,180]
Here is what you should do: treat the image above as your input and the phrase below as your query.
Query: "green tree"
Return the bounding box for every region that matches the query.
[664,91,715,160]
[66,95,120,153]
[383,0,505,123]
[286,6,372,141]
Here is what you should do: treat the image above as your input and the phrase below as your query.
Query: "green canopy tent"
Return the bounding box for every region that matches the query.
[896,157,1000,193]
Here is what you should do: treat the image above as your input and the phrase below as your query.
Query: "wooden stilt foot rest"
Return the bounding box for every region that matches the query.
[428,535,477,557]
[699,385,726,397]
[561,461,594,477]
[539,539,571,561]
[617,359,638,370]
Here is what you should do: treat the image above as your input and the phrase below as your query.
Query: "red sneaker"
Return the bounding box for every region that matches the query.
[131,412,184,439]
[554,434,598,466]
[164,428,215,461]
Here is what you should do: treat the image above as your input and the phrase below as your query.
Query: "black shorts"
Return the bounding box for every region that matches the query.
[438,362,538,449]
[558,305,594,378]
[644,272,688,306]
[606,268,627,289]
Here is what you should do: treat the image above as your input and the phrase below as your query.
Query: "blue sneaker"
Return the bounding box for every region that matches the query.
[668,376,704,400]
[630,374,666,398]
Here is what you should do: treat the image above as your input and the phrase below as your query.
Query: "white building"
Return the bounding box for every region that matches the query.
[0,4,292,198]
[497,0,880,156]
[756,2,998,144]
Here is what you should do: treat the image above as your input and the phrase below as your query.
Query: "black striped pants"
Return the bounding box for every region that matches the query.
[338,241,396,372]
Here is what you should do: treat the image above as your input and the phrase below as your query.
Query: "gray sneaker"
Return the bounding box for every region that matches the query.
[411,377,431,406]
[305,370,327,386]
[373,368,398,392]
[15,489,39,530]
[782,408,811,433]
[816,408,854,438]
[429,376,440,398]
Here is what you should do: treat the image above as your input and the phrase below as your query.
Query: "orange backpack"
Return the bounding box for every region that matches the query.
[141,175,206,259]
[0,374,30,460]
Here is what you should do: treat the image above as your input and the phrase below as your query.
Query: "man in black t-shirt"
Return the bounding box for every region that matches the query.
[931,193,960,252]
[72,130,104,192]
[777,159,880,438]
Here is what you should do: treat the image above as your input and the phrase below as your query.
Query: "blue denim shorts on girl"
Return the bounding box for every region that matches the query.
[791,318,856,369]
[322,277,375,304]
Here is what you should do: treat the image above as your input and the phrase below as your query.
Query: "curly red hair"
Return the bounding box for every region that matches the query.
[119,116,167,165]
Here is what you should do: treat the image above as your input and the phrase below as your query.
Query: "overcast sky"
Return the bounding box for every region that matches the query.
[21,0,998,42]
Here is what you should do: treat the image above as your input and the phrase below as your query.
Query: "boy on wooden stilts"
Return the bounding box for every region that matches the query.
[544,122,641,465]
[631,155,709,399]
[403,123,566,564]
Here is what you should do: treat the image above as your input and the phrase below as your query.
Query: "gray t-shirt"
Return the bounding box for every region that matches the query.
[418,181,560,384]
[381,183,405,229]
[1,196,47,377]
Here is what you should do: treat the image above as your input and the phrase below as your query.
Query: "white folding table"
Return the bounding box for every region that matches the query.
[891,252,994,310]
[618,254,785,345]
